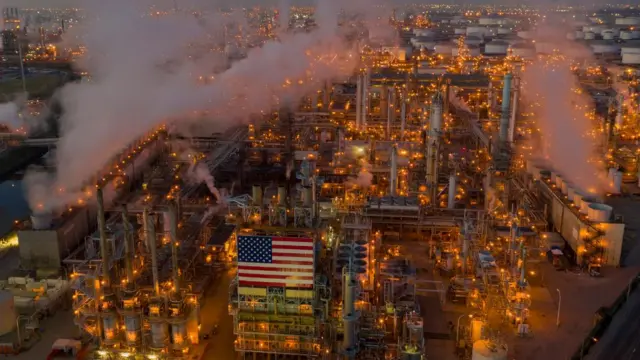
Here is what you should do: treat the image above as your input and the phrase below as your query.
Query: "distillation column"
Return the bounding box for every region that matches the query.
[499,73,512,144]
[362,68,370,130]
[426,93,443,198]
[390,145,398,196]
[342,268,359,358]
[356,75,363,130]
[400,90,407,140]
[448,172,457,209]
[97,188,118,346]
[508,76,519,145]
[380,86,389,118]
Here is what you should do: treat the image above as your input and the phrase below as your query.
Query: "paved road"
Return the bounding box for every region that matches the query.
[200,268,236,360]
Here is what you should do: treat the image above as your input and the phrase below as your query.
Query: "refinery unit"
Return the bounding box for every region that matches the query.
[2,5,640,360]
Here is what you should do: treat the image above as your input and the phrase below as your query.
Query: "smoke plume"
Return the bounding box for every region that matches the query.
[25,0,385,212]
[346,159,373,188]
[522,58,607,195]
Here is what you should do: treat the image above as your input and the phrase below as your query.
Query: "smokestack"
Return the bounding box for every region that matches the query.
[390,145,398,196]
[499,73,512,143]
[615,94,624,130]
[426,93,443,189]
[400,93,406,140]
[121,206,135,286]
[362,68,370,129]
[448,173,457,209]
[386,88,392,140]
[278,186,287,206]
[303,186,312,207]
[169,202,180,294]
[355,75,362,130]
[380,87,388,118]
[30,212,52,230]
[252,185,263,206]
[146,210,160,295]
[342,267,358,355]
[97,188,111,287]
[508,77,519,144]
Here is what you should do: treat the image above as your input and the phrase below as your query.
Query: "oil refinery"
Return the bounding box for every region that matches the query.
[1,4,640,360]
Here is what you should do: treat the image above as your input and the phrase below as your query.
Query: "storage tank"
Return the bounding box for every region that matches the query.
[580,197,595,215]
[620,30,640,40]
[434,43,455,55]
[602,31,615,40]
[0,291,16,336]
[485,40,509,55]
[454,28,466,35]
[616,17,640,26]
[590,41,620,54]
[575,30,585,39]
[573,192,584,208]
[472,340,508,360]
[623,53,640,64]
[467,26,489,37]
[497,28,511,35]
[612,171,623,194]
[414,29,436,37]
[588,203,613,222]
[150,321,169,348]
[517,30,533,39]
[555,174,563,189]
[567,185,576,202]
[584,32,596,40]
[511,44,536,58]
[465,35,484,46]
[560,180,568,195]
[535,41,556,54]
[566,32,577,40]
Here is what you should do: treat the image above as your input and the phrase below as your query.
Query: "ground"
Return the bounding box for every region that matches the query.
[0,74,64,98]
[393,237,639,360]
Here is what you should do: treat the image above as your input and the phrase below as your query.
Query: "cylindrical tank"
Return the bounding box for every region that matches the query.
[0,291,16,336]
[517,30,533,39]
[612,171,623,193]
[470,319,484,343]
[616,17,640,26]
[150,321,169,348]
[30,213,52,230]
[560,180,568,195]
[588,203,613,222]
[555,175,563,189]
[302,186,312,206]
[102,314,119,343]
[590,41,620,54]
[584,32,595,40]
[567,185,576,202]
[252,185,262,205]
[510,45,536,58]
[277,186,287,206]
[497,28,511,35]
[171,322,188,347]
[602,32,615,40]
[550,172,557,183]
[485,40,509,55]
[472,340,508,360]
[575,30,585,39]
[163,211,171,234]
[580,197,595,215]
[574,192,584,208]
[434,43,455,55]
[454,28,466,35]
[343,316,357,351]
[124,315,142,345]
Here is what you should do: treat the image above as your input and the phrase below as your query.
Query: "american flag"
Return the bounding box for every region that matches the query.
[237,235,315,288]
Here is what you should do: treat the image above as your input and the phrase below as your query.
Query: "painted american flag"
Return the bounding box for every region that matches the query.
[237,235,315,288]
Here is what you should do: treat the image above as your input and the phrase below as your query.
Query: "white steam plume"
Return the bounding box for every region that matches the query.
[26,0,389,211]
[522,59,608,195]
[346,159,373,188]
[0,102,23,132]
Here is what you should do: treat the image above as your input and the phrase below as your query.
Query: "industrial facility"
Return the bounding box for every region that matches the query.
[1,4,640,360]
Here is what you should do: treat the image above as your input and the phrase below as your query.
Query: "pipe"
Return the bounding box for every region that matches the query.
[356,75,363,130]
[278,186,287,206]
[121,206,135,285]
[390,145,398,196]
[380,87,388,118]
[400,94,407,140]
[169,202,180,294]
[448,173,457,209]
[97,188,111,287]
[147,210,160,295]
[303,186,313,207]
[499,73,512,143]
[508,77,519,144]
[386,88,392,140]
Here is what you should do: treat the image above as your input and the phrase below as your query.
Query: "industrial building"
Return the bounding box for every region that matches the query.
[1,4,640,360]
